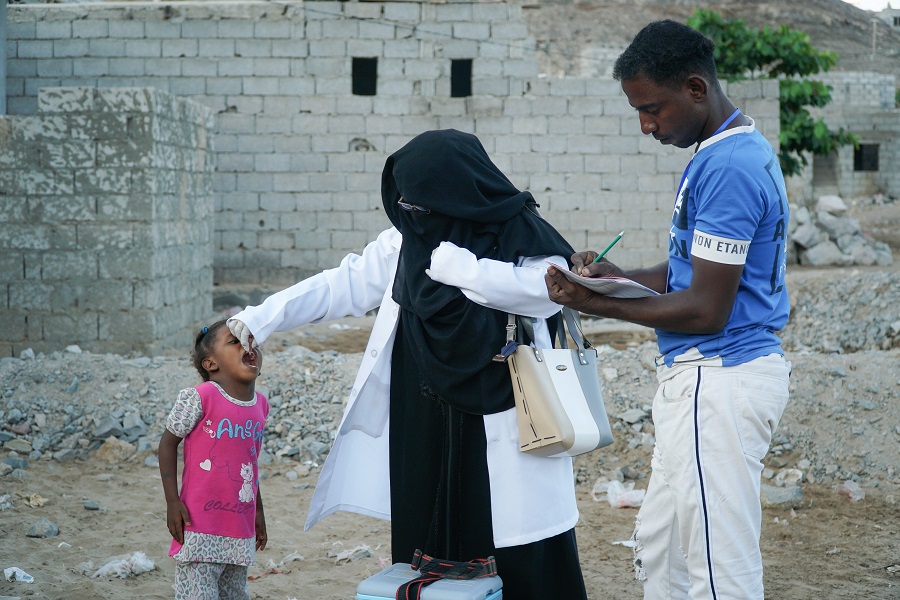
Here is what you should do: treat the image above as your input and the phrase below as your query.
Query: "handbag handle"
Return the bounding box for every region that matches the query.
[504,307,593,350]
[562,307,592,351]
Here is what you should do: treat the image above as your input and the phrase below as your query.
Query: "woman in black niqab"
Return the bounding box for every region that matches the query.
[382,130,587,599]
[383,129,574,415]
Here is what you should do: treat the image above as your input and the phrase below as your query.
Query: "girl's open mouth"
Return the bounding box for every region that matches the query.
[241,350,258,369]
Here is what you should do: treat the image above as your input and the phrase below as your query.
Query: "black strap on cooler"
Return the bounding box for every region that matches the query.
[395,549,497,600]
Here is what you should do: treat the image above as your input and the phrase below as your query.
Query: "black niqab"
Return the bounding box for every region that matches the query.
[382,129,574,414]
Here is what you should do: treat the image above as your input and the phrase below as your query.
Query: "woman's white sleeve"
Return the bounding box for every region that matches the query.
[427,241,563,319]
[231,228,400,345]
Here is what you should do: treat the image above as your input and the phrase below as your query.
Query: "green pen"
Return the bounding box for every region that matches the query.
[592,231,625,263]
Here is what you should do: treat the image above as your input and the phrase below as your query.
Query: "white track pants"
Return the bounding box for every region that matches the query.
[633,354,791,600]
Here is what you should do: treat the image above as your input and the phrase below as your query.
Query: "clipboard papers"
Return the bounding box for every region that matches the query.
[546,261,659,299]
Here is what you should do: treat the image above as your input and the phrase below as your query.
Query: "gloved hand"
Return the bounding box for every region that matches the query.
[226,318,258,352]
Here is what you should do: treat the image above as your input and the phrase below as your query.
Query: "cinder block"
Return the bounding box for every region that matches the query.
[89,39,127,59]
[331,230,370,251]
[73,20,109,39]
[258,232,295,250]
[108,20,144,39]
[17,170,75,196]
[437,39,479,60]
[254,154,290,172]
[434,3,472,21]
[358,20,396,40]
[145,21,182,39]
[584,154,621,174]
[637,173,675,193]
[297,192,334,216]
[181,21,219,39]
[162,39,199,58]
[374,78,415,97]
[9,281,54,311]
[279,249,318,268]
[217,57,255,77]
[321,19,359,40]
[72,58,110,77]
[125,39,162,59]
[490,22,528,40]
[198,39,236,58]
[218,20,255,39]
[235,39,272,59]
[207,78,243,96]
[327,115,366,135]
[7,60,38,79]
[315,210,353,231]
[287,152,327,173]
[36,21,72,40]
[99,311,154,341]
[279,211,318,232]
[7,20,37,40]
[510,153,548,174]
[342,1,382,20]
[43,312,99,345]
[472,78,509,97]
[41,250,97,282]
[272,40,309,58]
[452,23,490,40]
[17,40,53,59]
[583,115,621,136]
[77,223,135,251]
[0,312,26,342]
[236,173,274,193]
[255,20,293,39]
[30,196,97,222]
[36,87,93,113]
[97,248,153,279]
[143,58,181,77]
[0,253,25,284]
[511,116,548,135]
[37,59,73,78]
[169,77,207,96]
[602,136,639,155]
[252,58,291,77]
[384,2,420,21]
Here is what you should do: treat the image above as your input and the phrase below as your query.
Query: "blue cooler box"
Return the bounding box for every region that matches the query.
[356,563,503,600]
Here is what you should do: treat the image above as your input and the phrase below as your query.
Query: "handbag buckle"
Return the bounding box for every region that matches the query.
[492,340,519,363]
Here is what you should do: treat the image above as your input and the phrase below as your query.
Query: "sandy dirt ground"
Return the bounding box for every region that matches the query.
[1,456,897,599]
[2,199,899,599]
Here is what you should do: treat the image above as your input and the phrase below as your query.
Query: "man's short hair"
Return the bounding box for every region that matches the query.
[613,20,719,89]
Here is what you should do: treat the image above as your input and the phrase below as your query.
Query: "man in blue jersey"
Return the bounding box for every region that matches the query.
[546,20,791,600]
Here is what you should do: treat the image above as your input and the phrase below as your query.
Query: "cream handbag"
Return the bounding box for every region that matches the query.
[495,308,614,457]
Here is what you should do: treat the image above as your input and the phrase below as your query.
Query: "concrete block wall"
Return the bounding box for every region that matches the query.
[5,1,780,287]
[817,71,897,111]
[828,108,900,199]
[0,87,215,357]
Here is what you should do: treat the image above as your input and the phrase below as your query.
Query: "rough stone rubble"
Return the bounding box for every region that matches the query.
[1,270,898,512]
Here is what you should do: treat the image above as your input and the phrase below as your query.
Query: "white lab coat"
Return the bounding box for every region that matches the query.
[233,227,579,548]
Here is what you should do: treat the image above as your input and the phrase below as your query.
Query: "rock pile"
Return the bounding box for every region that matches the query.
[1,270,898,507]
[790,194,894,267]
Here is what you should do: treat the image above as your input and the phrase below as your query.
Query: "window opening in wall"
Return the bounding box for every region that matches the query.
[894,16,900,27]
[451,59,473,98]
[352,58,377,96]
[812,152,838,188]
[853,144,879,172]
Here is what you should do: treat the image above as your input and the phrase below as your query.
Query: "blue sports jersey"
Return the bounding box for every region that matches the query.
[658,120,790,367]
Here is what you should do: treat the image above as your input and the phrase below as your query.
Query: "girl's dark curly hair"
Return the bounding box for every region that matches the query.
[613,20,719,90]
[191,319,228,381]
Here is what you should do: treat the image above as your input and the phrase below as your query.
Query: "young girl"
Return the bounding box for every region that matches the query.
[158,319,269,600]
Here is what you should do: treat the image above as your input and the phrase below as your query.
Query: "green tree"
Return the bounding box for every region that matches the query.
[687,9,857,177]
